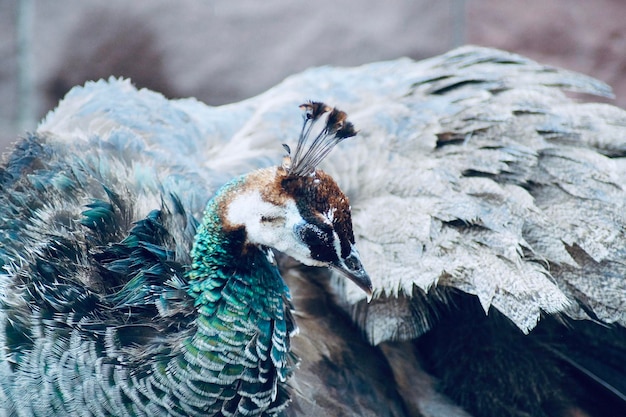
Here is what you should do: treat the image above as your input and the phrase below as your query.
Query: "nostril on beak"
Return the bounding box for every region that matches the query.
[345,253,361,271]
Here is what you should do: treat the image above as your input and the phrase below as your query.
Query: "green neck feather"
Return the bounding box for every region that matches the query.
[171,178,295,414]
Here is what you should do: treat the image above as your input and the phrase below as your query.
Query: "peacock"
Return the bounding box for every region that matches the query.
[1,45,625,417]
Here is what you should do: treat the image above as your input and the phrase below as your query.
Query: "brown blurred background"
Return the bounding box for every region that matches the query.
[1,0,625,149]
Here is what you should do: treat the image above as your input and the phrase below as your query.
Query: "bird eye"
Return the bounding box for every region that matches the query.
[261,215,283,223]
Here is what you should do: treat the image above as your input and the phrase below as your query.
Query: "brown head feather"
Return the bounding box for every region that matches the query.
[281,170,354,258]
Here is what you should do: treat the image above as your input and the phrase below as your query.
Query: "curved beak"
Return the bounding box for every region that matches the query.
[331,247,373,298]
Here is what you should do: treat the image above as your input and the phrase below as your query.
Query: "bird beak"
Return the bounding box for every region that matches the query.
[331,248,373,298]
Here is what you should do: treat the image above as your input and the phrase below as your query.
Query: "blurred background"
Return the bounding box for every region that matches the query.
[1,0,625,148]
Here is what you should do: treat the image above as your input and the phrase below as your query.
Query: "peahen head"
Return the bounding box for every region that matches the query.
[212,102,372,295]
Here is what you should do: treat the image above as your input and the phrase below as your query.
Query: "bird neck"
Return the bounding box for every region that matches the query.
[188,177,291,323]
[175,177,295,413]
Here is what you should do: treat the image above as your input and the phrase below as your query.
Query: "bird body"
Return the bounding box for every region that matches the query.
[1,46,626,417]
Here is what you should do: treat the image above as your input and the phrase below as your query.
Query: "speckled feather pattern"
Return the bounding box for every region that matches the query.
[0,134,204,416]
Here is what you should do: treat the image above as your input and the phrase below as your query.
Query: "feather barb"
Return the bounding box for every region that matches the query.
[283,101,357,176]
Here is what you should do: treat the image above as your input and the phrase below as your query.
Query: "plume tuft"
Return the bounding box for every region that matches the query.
[283,101,357,176]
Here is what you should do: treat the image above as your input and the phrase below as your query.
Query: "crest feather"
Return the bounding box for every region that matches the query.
[282,101,357,176]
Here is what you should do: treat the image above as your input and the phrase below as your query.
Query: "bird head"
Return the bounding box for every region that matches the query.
[221,102,372,296]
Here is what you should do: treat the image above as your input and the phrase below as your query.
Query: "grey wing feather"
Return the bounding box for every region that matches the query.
[298,46,626,343]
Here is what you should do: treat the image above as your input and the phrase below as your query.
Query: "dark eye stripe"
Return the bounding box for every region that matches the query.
[295,222,337,263]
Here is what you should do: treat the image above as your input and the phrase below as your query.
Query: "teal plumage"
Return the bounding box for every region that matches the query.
[0,153,197,416]
[183,178,296,415]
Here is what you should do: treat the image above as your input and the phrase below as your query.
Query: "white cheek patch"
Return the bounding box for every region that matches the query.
[226,190,326,267]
